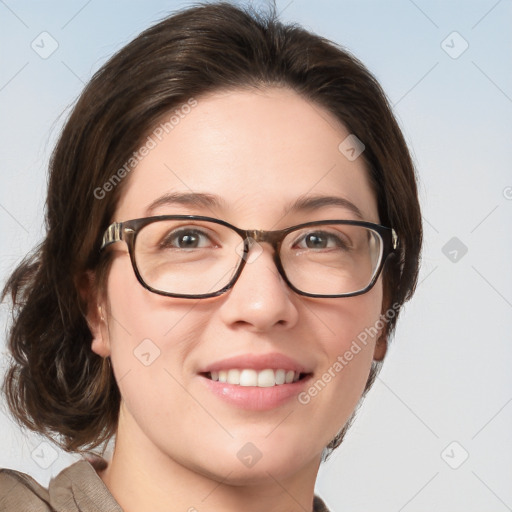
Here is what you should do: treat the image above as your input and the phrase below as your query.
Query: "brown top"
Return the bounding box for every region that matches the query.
[0,457,331,511]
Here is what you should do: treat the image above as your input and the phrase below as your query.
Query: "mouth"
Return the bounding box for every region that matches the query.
[198,352,314,410]
[201,369,311,387]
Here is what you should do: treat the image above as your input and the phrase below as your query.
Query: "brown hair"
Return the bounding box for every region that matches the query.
[1,1,422,459]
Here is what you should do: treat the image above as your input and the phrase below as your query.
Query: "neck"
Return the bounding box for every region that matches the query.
[98,403,322,512]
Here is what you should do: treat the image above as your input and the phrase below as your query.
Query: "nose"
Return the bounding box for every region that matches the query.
[218,242,299,332]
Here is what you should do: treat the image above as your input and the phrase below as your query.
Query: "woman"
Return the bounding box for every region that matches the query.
[0,2,421,511]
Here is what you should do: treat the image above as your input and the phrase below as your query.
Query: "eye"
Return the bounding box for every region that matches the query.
[160,228,215,249]
[294,230,350,250]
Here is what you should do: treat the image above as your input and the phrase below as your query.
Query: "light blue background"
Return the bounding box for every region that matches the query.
[1,1,511,510]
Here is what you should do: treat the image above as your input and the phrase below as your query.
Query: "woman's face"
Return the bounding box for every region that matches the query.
[92,87,386,483]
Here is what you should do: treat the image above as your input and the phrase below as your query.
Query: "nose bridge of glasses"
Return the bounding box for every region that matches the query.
[244,229,282,252]
[238,229,286,287]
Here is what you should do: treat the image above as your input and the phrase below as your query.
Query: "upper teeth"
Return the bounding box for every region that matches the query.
[209,369,300,387]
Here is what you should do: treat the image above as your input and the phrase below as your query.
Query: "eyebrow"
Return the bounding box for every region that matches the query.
[145,192,227,216]
[145,192,364,220]
[287,194,364,220]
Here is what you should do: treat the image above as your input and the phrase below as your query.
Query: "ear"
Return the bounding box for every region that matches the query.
[373,332,387,361]
[374,281,393,362]
[78,270,111,358]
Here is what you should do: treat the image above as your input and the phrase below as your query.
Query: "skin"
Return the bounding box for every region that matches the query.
[87,86,387,512]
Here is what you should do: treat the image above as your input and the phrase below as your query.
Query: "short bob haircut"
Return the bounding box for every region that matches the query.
[1,1,421,459]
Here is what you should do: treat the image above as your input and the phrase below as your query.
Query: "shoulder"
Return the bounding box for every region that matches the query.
[0,467,53,511]
[0,457,122,512]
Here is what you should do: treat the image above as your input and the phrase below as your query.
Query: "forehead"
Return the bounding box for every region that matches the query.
[114,87,379,226]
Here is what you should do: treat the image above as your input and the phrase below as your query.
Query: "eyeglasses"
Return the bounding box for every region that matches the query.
[100,215,398,299]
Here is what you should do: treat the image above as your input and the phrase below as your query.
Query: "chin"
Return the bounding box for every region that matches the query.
[190,442,321,486]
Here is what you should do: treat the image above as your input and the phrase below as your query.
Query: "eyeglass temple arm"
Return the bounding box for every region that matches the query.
[100,222,123,250]
[391,229,398,250]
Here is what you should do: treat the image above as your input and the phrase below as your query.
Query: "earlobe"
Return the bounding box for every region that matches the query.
[373,333,387,361]
[78,270,111,358]
[90,304,111,358]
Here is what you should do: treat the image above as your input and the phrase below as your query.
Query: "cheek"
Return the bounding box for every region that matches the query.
[103,267,203,442]
[105,254,201,338]
[298,285,384,441]
[320,279,384,353]
[103,257,205,387]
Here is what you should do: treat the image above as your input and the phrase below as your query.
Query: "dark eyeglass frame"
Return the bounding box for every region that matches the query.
[100,215,398,299]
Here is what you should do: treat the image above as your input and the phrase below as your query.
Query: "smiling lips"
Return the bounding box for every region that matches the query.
[200,352,312,404]
[208,368,302,387]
